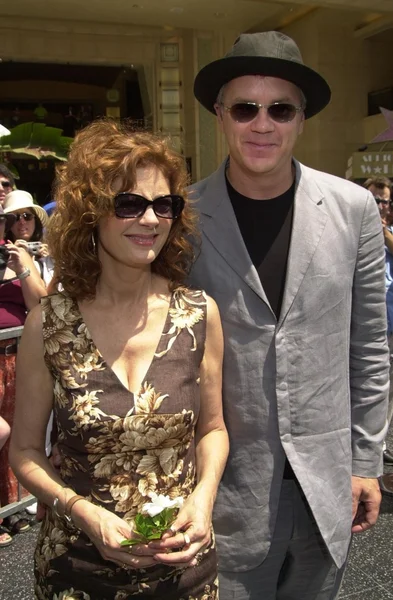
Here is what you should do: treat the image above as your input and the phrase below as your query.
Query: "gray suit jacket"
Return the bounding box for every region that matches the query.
[188,159,389,571]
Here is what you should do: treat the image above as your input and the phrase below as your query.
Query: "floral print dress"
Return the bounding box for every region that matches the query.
[35,288,218,600]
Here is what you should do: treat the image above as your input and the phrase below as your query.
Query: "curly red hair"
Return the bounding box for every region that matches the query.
[47,120,198,300]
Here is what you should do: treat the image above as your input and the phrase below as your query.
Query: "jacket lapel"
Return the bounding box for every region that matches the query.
[278,161,328,327]
[194,159,329,319]
[194,161,269,305]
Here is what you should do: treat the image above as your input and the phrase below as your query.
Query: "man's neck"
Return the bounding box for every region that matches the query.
[226,159,295,200]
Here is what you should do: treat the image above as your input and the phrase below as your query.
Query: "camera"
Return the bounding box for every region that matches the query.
[26,241,42,256]
[0,245,9,270]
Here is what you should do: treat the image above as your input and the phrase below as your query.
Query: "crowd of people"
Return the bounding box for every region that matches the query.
[0,29,392,600]
[0,166,48,544]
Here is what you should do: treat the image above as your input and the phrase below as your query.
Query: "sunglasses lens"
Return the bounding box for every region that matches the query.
[0,182,11,189]
[170,196,185,218]
[228,102,298,123]
[115,194,184,219]
[230,103,259,123]
[154,196,182,219]
[16,212,35,221]
[268,103,297,123]
[115,194,145,218]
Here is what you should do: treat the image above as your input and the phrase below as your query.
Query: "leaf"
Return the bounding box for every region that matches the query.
[162,507,177,527]
[0,122,72,161]
[120,537,145,547]
[135,514,151,538]
[146,531,163,540]
[121,508,180,546]
[152,514,162,527]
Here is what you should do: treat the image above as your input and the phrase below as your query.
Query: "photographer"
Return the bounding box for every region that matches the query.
[0,204,46,538]
[3,190,54,286]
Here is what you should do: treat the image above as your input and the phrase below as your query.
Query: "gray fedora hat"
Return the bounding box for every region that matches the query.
[194,31,331,119]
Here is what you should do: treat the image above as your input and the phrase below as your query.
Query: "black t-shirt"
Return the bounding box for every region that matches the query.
[226,176,295,319]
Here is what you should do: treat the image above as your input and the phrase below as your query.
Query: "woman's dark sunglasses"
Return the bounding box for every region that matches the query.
[0,181,11,189]
[221,101,303,124]
[15,212,35,222]
[114,193,185,219]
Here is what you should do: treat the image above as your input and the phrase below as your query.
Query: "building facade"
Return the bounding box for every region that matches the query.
[0,3,393,184]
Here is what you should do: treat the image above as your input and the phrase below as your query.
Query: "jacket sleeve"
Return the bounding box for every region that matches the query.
[350,192,389,477]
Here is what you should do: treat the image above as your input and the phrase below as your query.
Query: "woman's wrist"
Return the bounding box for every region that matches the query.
[67,496,91,529]
[65,495,86,519]
[188,485,215,516]
[52,487,75,517]
[13,264,26,276]
[16,267,31,280]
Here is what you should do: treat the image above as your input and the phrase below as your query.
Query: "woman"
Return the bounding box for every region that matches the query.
[4,190,54,286]
[0,205,46,540]
[10,120,228,599]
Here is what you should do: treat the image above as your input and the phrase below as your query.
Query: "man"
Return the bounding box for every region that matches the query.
[364,176,391,221]
[0,164,14,207]
[189,31,389,599]
[364,176,393,494]
[364,176,393,260]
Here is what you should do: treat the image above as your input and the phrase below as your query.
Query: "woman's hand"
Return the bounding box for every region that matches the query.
[5,242,31,276]
[144,492,212,566]
[13,239,29,249]
[70,500,158,570]
[37,243,49,258]
[14,239,48,259]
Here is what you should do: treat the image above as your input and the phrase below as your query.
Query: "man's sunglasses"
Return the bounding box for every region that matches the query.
[15,212,35,222]
[0,181,12,189]
[374,197,389,206]
[114,193,185,219]
[221,101,303,124]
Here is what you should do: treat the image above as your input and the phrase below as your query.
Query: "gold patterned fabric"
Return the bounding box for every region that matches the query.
[34,288,218,600]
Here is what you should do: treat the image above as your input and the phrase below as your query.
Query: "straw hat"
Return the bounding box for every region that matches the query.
[3,190,49,228]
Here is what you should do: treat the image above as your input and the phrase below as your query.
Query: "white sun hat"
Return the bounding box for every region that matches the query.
[3,190,49,228]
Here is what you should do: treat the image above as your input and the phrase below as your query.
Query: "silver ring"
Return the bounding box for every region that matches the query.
[183,532,191,546]
[169,524,177,535]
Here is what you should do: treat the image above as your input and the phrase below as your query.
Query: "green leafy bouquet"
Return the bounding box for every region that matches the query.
[120,493,183,547]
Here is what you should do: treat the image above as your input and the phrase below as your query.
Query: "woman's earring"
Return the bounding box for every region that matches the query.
[91,233,96,253]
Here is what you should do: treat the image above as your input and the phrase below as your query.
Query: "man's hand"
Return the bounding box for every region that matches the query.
[351,476,381,534]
